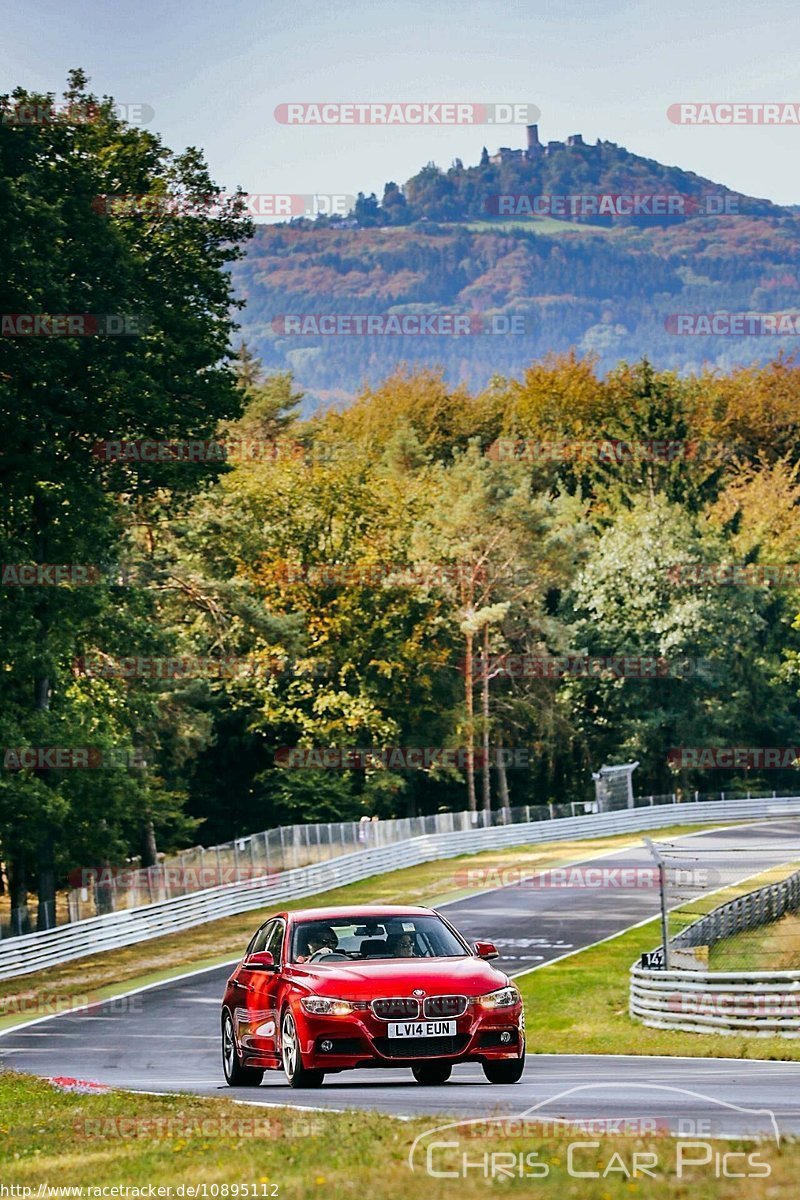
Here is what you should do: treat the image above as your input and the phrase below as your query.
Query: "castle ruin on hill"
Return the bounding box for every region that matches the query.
[489,124,586,165]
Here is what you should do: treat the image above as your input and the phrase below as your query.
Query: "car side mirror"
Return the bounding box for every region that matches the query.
[473,940,499,960]
[245,950,278,971]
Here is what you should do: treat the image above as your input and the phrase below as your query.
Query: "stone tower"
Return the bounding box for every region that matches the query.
[525,124,541,156]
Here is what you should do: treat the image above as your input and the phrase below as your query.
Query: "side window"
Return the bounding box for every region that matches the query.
[266,920,285,963]
[247,921,274,957]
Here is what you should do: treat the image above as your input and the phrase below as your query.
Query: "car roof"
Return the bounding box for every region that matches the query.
[283,905,436,922]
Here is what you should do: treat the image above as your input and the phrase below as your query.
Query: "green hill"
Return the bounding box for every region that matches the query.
[370,132,784,227]
[232,133,800,407]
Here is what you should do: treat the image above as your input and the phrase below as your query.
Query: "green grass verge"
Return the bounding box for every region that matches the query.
[0,822,729,1028]
[709,911,800,971]
[692,856,800,973]
[0,1071,797,1197]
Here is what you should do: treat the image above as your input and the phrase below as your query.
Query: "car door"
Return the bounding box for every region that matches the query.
[230,919,275,1054]
[244,918,286,1058]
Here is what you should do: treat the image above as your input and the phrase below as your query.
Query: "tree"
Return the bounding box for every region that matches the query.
[163,407,461,832]
[0,71,252,927]
[232,342,264,391]
[561,495,798,794]
[354,192,382,227]
[409,443,586,810]
[381,182,409,226]
[224,367,303,441]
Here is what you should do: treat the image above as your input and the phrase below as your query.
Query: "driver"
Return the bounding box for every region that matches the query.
[300,924,338,960]
[387,932,417,958]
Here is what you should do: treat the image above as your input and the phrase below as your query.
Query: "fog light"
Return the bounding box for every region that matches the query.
[500,1031,512,1043]
[321,1039,334,1052]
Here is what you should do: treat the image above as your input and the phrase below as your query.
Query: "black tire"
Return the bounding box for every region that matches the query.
[412,1062,452,1085]
[482,1048,525,1084]
[281,1009,325,1088]
[222,1010,264,1087]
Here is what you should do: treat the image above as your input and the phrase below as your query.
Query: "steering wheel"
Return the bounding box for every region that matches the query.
[306,948,349,962]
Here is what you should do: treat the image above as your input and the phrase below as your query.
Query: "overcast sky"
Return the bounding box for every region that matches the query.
[4,0,799,206]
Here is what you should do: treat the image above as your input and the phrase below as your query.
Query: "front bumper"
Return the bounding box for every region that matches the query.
[244,1002,525,1070]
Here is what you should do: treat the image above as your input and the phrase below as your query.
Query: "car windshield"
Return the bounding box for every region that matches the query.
[289,914,469,962]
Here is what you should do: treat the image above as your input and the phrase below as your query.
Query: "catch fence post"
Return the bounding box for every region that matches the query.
[643,837,670,971]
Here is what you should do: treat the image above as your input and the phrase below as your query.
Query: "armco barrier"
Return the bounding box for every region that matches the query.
[53,788,788,927]
[630,965,800,1037]
[2,794,799,981]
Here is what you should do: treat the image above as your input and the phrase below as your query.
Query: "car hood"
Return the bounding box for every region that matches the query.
[285,956,509,998]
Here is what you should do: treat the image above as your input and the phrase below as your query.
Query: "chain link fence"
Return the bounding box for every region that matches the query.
[2,786,797,938]
[673,868,800,959]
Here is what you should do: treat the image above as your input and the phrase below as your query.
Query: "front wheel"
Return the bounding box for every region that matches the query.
[281,1010,325,1088]
[222,1011,264,1087]
[412,1062,452,1085]
[482,1049,525,1085]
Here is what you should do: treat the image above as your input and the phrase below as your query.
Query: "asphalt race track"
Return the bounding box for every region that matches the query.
[3,820,800,1136]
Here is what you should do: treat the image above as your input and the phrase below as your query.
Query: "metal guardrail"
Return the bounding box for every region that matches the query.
[13,801,588,933]
[631,841,800,1037]
[2,793,798,982]
[9,786,787,934]
[630,965,800,1037]
[673,867,800,951]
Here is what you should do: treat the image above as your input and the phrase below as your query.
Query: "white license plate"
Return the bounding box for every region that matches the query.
[387,1020,456,1038]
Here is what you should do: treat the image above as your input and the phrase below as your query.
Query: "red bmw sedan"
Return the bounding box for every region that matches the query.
[221,905,525,1088]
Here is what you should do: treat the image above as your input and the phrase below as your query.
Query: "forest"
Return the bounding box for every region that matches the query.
[237,215,800,403]
[3,75,800,928]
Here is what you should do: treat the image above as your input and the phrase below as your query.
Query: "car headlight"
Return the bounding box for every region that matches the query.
[477,986,521,1010]
[300,996,355,1016]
